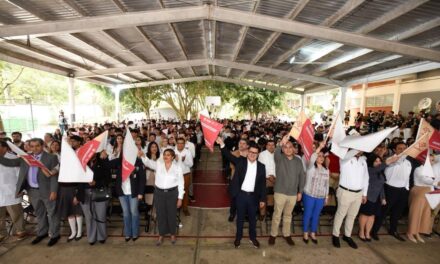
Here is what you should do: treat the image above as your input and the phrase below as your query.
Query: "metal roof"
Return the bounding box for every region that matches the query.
[0,0,439,94]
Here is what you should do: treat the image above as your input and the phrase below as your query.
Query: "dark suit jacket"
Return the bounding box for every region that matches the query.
[221,146,266,203]
[0,151,59,196]
[76,157,112,203]
[110,158,146,198]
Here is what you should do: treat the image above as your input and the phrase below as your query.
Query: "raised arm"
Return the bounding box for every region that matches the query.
[216,137,240,165]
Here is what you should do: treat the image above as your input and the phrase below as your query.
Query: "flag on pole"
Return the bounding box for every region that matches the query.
[76,131,108,170]
[325,114,339,142]
[421,150,434,179]
[6,141,48,170]
[200,114,223,152]
[339,127,397,153]
[122,128,138,182]
[416,118,440,151]
[401,133,429,162]
[58,138,93,183]
[290,111,314,161]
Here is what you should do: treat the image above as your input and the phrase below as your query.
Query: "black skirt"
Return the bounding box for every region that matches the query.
[57,185,83,219]
[359,197,381,216]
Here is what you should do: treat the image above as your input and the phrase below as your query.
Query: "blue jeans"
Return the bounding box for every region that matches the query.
[119,195,139,238]
[302,193,325,233]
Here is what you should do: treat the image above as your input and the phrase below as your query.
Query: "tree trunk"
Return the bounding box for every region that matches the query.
[0,114,4,131]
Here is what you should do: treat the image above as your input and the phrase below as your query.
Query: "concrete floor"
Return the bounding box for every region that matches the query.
[1,207,439,264]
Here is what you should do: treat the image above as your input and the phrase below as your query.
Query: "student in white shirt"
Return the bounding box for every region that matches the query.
[257,140,276,220]
[332,150,369,249]
[174,137,193,216]
[372,142,411,241]
[139,149,184,246]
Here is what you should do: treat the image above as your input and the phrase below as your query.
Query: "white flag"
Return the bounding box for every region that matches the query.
[122,128,138,182]
[339,127,397,153]
[58,138,93,183]
[421,151,434,179]
[330,115,349,159]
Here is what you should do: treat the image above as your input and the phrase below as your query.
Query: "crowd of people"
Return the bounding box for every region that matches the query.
[0,109,439,251]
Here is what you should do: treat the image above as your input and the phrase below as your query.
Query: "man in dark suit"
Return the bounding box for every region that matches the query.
[0,138,60,246]
[217,137,266,249]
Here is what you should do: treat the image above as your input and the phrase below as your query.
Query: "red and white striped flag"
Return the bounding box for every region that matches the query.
[290,111,314,161]
[122,128,138,182]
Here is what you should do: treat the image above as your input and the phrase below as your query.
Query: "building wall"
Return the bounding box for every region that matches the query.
[399,91,440,115]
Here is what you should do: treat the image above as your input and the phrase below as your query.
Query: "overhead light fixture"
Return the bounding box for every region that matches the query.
[289,56,296,64]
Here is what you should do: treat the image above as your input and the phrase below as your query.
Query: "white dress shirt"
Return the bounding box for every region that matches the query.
[258,150,275,178]
[241,160,257,192]
[185,141,196,160]
[339,155,369,195]
[0,152,21,206]
[174,148,193,174]
[141,157,185,199]
[121,176,132,195]
[384,156,412,190]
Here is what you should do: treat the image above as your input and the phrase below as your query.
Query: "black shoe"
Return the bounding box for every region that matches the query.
[67,235,75,243]
[342,235,358,249]
[99,240,106,244]
[303,238,309,244]
[332,235,340,248]
[31,234,48,245]
[234,239,241,248]
[358,236,367,242]
[365,238,372,242]
[75,235,82,241]
[132,237,139,242]
[125,237,131,242]
[284,236,295,246]
[47,236,60,247]
[249,239,260,249]
[311,238,318,244]
[228,215,235,222]
[89,242,95,246]
[371,233,379,241]
[389,232,405,242]
[268,236,276,245]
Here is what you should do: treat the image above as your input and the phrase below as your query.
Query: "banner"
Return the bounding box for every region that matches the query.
[402,133,429,162]
[417,118,440,151]
[200,114,223,152]
[6,141,48,170]
[58,138,93,183]
[76,131,108,170]
[339,126,397,153]
[290,111,314,161]
[122,128,138,182]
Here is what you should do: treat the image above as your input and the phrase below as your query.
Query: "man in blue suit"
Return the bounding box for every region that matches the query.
[217,137,266,249]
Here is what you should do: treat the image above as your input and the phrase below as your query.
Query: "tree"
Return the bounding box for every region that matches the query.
[233,86,283,119]
[121,87,162,119]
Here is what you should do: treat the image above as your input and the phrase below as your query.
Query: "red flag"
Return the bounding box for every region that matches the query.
[76,131,108,170]
[6,141,48,170]
[200,114,223,152]
[290,111,314,161]
[429,129,440,151]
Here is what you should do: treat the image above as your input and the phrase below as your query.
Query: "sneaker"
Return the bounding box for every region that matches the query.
[249,239,260,249]
[234,239,241,248]
[268,236,276,245]
[332,235,340,248]
[284,236,295,246]
[342,235,358,249]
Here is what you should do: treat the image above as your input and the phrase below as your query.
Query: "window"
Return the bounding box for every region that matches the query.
[366,94,393,107]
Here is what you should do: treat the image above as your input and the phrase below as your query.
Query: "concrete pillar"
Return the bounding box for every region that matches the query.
[114,86,121,121]
[300,94,306,112]
[339,86,347,119]
[360,83,367,114]
[392,79,402,113]
[68,77,76,124]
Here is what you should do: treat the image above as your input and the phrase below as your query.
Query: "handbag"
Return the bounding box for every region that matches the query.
[91,187,112,202]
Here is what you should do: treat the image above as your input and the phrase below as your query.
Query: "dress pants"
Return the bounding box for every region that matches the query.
[0,204,25,235]
[332,188,362,237]
[80,189,108,243]
[182,173,191,211]
[372,184,408,234]
[155,188,178,236]
[271,193,297,237]
[27,188,60,237]
[236,191,258,241]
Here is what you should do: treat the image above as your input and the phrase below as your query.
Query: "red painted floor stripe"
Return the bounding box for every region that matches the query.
[191,182,230,208]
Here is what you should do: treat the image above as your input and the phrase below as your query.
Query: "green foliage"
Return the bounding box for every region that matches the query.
[121,86,162,119]
[232,87,283,119]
